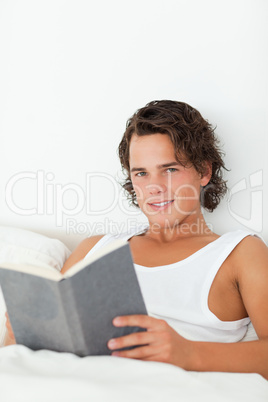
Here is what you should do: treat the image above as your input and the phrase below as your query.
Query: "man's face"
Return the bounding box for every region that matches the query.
[129,133,210,229]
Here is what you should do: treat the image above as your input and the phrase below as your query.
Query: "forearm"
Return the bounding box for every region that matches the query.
[190,338,268,380]
[107,315,268,380]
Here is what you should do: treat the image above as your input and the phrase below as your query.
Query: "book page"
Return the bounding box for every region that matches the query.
[0,262,62,281]
[0,239,128,281]
[63,239,127,278]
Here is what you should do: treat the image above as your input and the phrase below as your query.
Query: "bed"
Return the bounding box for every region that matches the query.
[0,226,267,402]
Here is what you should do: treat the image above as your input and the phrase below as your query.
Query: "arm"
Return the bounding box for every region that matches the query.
[108,236,268,379]
[61,235,104,274]
[108,315,268,378]
[193,235,268,377]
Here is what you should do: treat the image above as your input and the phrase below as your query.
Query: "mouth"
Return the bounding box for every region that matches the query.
[148,200,174,211]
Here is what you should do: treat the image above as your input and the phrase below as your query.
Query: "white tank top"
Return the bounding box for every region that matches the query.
[85,228,256,343]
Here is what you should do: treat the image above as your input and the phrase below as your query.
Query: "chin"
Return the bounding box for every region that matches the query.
[147,216,181,231]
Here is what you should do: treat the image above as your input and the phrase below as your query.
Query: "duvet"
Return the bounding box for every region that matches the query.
[0,344,267,402]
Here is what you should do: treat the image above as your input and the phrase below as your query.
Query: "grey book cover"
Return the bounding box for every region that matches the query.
[0,243,147,356]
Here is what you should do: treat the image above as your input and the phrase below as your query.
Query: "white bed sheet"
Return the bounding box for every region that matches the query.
[0,345,267,402]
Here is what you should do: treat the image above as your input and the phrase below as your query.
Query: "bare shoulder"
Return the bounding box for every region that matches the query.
[231,234,268,279]
[232,234,268,266]
[231,234,268,338]
[61,235,105,273]
[75,235,105,253]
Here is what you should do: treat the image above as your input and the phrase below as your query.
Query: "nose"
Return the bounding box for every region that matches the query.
[146,180,167,195]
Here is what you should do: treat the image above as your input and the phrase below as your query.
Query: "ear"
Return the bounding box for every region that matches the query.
[200,162,212,187]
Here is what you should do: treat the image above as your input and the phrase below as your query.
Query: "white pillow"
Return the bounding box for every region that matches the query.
[0,226,71,345]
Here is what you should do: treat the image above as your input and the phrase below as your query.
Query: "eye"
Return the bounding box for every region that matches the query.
[166,167,178,173]
[136,172,147,177]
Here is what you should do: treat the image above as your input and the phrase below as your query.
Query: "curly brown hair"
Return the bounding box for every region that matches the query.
[118,100,228,212]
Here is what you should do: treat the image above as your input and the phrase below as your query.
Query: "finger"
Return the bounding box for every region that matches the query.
[113,315,167,331]
[5,313,10,325]
[6,329,15,340]
[108,329,159,351]
[6,320,11,330]
[111,344,159,360]
[6,329,15,339]
[5,316,15,339]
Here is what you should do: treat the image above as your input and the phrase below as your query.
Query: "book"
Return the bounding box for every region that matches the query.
[0,240,147,356]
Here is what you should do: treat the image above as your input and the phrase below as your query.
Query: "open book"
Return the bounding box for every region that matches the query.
[0,240,147,356]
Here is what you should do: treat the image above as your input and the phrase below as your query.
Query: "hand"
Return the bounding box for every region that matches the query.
[108,315,194,369]
[4,312,16,345]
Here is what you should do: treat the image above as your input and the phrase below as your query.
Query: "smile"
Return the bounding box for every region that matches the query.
[148,200,174,210]
[151,201,172,206]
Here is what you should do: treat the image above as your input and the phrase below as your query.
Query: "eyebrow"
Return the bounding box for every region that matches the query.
[130,162,181,173]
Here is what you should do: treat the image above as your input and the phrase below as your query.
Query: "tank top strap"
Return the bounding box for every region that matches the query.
[84,225,148,260]
[201,229,257,326]
[204,230,257,287]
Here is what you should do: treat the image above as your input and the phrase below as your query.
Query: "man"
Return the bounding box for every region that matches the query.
[6,100,268,379]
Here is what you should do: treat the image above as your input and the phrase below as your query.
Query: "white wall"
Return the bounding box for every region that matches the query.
[0,0,267,249]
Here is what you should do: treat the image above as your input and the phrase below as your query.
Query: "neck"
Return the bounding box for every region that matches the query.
[145,215,213,243]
